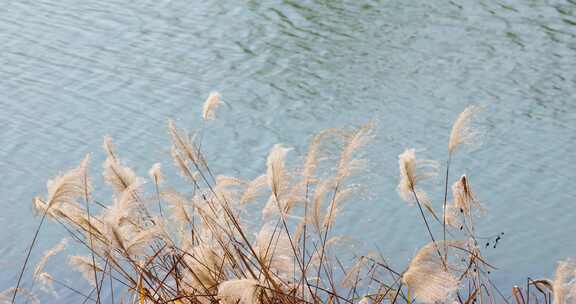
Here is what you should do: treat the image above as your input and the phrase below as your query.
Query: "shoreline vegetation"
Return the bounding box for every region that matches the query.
[3,93,574,304]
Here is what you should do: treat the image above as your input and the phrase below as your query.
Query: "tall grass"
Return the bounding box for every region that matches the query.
[4,94,575,304]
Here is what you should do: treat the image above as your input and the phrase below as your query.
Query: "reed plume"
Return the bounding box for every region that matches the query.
[103,137,139,194]
[266,144,292,199]
[531,259,576,304]
[397,149,437,208]
[148,162,164,185]
[202,91,222,121]
[68,256,103,287]
[32,239,67,296]
[448,105,480,155]
[402,241,461,303]
[452,175,482,215]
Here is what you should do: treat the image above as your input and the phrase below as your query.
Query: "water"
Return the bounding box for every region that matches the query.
[1,0,575,301]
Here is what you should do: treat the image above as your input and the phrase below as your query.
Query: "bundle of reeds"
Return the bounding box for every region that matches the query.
[4,94,574,304]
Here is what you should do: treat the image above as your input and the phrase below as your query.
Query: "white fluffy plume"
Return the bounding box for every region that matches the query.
[148,162,164,185]
[448,105,480,154]
[68,256,103,287]
[397,149,439,218]
[202,91,222,121]
[32,239,67,296]
[32,155,91,217]
[402,241,460,304]
[102,136,140,194]
[266,144,292,198]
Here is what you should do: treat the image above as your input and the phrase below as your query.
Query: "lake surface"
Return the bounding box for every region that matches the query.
[1,0,575,302]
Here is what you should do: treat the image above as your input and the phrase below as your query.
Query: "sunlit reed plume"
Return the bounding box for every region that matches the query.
[533,259,576,304]
[102,137,139,194]
[448,105,480,154]
[68,256,103,287]
[402,241,460,303]
[451,175,484,218]
[33,239,67,282]
[32,239,67,296]
[397,149,438,217]
[33,155,91,217]
[266,144,292,200]
[336,122,373,182]
[148,162,163,185]
[202,91,222,121]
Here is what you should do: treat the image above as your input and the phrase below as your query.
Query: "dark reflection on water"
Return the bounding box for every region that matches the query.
[1,0,575,301]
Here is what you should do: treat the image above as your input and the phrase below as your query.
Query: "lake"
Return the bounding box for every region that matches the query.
[1,0,575,302]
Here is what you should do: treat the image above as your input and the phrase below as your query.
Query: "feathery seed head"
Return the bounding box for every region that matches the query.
[148,162,163,185]
[397,149,437,205]
[202,91,222,121]
[266,144,292,197]
[448,105,481,154]
[402,241,461,304]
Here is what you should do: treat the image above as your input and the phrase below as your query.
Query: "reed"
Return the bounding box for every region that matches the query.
[6,94,574,304]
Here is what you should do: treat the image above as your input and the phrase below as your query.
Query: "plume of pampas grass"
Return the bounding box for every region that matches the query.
[397,149,440,221]
[102,182,144,229]
[530,259,576,304]
[148,162,163,185]
[397,149,437,203]
[336,122,373,181]
[33,155,91,216]
[452,175,484,217]
[68,256,103,287]
[551,259,576,304]
[168,120,211,179]
[102,156,138,194]
[102,137,139,194]
[266,144,292,198]
[149,162,164,216]
[202,91,222,121]
[33,239,67,281]
[448,105,480,154]
[103,135,118,161]
[402,241,460,304]
[218,279,261,304]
